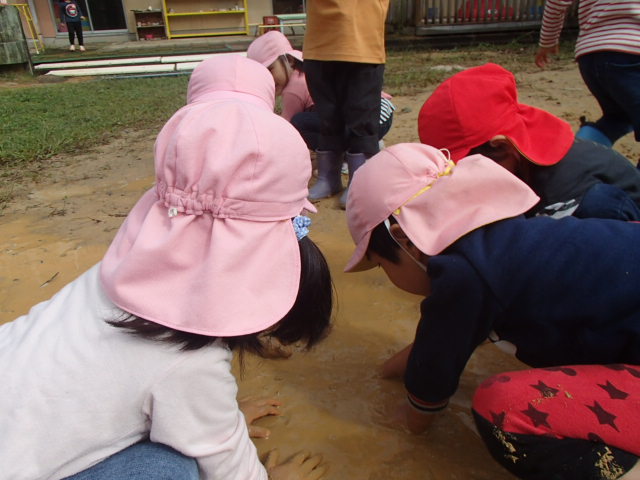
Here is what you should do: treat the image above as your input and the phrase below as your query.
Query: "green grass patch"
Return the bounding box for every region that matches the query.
[0,74,188,210]
[0,38,577,211]
[0,75,188,167]
[384,40,575,95]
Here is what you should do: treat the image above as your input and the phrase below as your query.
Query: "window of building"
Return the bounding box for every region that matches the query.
[52,0,126,33]
[272,0,305,14]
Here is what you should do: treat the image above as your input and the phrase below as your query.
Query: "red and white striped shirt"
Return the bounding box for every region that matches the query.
[539,0,640,58]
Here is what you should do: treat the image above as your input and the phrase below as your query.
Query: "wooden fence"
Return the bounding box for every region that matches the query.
[387,0,576,35]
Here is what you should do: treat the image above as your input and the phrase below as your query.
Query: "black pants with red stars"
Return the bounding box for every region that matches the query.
[472,365,640,480]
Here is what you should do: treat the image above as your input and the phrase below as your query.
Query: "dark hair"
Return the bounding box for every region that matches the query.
[282,54,303,73]
[468,140,511,164]
[107,236,333,357]
[367,216,401,264]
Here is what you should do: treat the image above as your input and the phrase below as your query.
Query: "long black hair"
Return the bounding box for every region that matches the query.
[107,236,333,356]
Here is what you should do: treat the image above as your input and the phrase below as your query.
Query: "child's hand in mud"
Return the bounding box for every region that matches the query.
[238,396,282,439]
[265,450,326,480]
[374,398,437,434]
[402,401,436,434]
[380,343,413,379]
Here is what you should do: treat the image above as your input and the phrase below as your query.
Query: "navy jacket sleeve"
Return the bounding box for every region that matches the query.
[528,138,640,214]
[404,253,498,404]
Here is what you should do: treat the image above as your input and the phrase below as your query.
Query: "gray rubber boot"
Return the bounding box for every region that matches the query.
[339,152,367,209]
[309,150,344,201]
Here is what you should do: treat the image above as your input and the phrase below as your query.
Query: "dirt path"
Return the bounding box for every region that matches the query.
[1,63,638,479]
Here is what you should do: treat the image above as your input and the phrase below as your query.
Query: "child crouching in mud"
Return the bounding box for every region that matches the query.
[0,55,331,480]
[344,143,640,480]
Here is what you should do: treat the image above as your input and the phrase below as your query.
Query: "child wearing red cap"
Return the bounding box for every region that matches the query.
[418,63,640,220]
[344,143,640,479]
[0,56,331,480]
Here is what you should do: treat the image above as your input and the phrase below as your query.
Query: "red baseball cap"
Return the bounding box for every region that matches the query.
[418,63,574,166]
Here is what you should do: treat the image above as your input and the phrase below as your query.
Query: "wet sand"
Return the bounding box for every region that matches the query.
[1,64,638,479]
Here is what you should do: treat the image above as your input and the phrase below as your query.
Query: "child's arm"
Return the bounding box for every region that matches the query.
[401,254,496,427]
[380,342,413,379]
[535,0,573,68]
[404,394,448,434]
[147,348,269,479]
[385,394,447,434]
[281,90,306,122]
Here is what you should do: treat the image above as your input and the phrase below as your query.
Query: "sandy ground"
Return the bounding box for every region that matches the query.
[1,63,639,479]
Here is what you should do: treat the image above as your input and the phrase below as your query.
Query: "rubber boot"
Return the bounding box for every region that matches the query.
[308,150,343,201]
[339,152,367,209]
[576,124,612,148]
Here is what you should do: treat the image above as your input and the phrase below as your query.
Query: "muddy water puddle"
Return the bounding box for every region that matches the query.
[0,197,520,479]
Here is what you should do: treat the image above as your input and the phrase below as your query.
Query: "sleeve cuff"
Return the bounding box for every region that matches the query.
[407,393,449,414]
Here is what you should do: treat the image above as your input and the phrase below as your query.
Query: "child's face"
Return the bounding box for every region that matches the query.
[268,58,289,96]
[369,249,431,297]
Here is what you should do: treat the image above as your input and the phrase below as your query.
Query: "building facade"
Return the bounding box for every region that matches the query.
[18,0,304,46]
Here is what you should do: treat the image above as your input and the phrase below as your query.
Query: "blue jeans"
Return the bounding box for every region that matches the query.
[577,51,640,144]
[63,442,199,480]
[573,183,640,221]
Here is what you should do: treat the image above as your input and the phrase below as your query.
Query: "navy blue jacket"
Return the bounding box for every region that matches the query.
[405,216,640,404]
[528,138,640,216]
[59,1,83,23]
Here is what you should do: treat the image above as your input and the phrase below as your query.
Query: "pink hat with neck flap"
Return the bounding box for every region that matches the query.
[247,30,303,67]
[101,55,316,336]
[344,143,540,272]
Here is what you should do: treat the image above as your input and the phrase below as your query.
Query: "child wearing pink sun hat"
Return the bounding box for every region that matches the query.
[246,31,309,120]
[344,143,640,479]
[247,30,395,208]
[0,55,331,480]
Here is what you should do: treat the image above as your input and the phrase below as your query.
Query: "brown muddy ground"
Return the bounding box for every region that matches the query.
[1,63,639,479]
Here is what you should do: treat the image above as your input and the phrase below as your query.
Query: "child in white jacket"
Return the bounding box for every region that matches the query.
[0,55,332,480]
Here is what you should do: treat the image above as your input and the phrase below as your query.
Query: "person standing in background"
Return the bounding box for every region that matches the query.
[246,30,396,155]
[303,0,391,209]
[535,0,640,151]
[59,0,86,51]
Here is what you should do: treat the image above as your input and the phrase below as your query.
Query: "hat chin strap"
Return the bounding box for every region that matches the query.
[384,219,427,272]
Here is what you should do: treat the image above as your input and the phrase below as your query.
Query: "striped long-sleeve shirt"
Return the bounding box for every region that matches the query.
[538,0,640,58]
[380,95,396,124]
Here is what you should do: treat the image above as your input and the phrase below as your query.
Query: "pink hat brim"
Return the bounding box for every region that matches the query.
[101,190,301,336]
[287,50,303,62]
[344,145,540,272]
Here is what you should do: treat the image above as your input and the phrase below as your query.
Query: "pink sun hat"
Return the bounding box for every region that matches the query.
[186,52,275,108]
[344,143,540,272]
[100,55,316,337]
[247,30,303,67]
